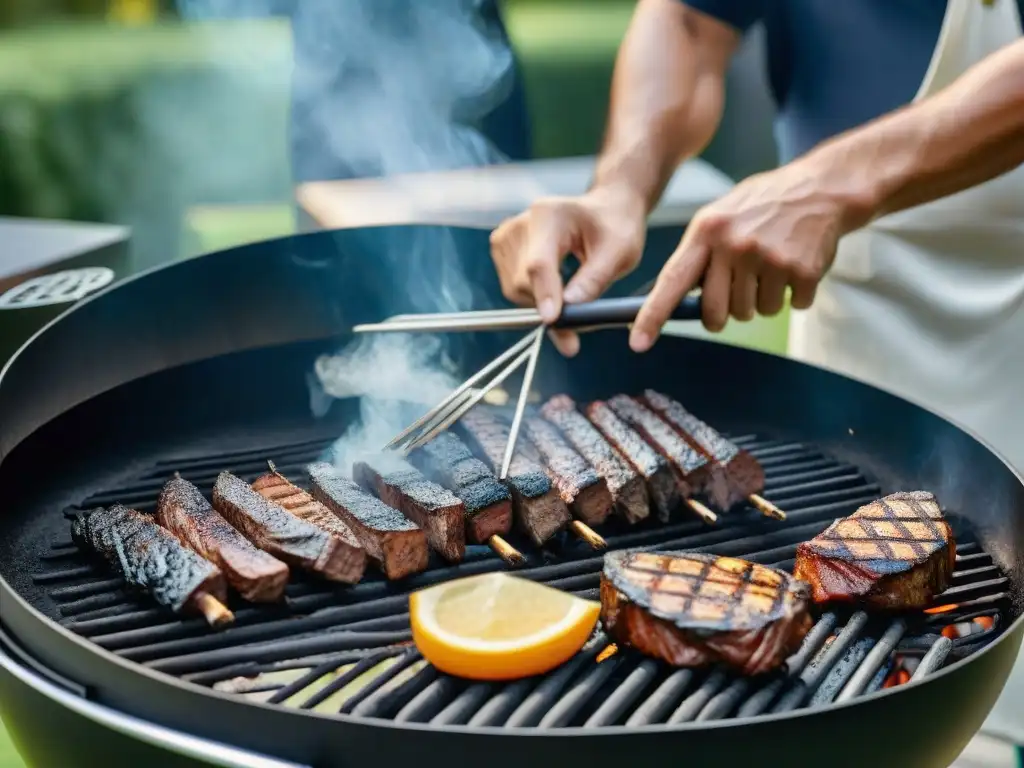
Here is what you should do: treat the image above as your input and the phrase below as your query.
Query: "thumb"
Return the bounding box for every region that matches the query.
[563,244,637,305]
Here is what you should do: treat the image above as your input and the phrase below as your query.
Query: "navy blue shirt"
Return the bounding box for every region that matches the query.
[684,0,1024,162]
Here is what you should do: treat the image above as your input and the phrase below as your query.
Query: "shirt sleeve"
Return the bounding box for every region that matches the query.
[679,0,765,33]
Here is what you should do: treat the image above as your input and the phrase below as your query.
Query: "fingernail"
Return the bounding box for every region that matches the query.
[563,285,585,304]
[630,331,652,352]
[538,298,558,323]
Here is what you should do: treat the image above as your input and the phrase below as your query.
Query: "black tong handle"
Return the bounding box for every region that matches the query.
[552,294,701,329]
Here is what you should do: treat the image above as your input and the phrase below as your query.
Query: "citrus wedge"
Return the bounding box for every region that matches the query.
[409,572,601,681]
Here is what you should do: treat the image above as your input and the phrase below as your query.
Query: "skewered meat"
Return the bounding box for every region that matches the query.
[606,395,727,504]
[250,468,368,585]
[459,408,571,546]
[212,471,364,583]
[308,462,429,580]
[586,400,679,521]
[642,390,764,510]
[157,475,289,602]
[71,505,233,626]
[793,491,955,610]
[410,431,513,544]
[353,454,466,563]
[523,413,613,526]
[601,550,812,675]
[542,395,649,524]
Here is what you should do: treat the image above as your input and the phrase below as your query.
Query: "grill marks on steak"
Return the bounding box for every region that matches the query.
[459,408,570,546]
[250,470,367,585]
[72,505,227,615]
[353,455,466,563]
[606,395,722,503]
[212,471,361,583]
[410,431,513,544]
[523,413,613,526]
[541,395,649,524]
[157,476,289,602]
[793,491,955,610]
[308,462,428,580]
[601,551,812,675]
[642,390,764,510]
[585,401,679,521]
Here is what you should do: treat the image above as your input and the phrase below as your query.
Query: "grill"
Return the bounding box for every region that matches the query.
[34,431,1010,726]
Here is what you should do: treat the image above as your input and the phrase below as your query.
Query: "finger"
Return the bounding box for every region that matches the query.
[730,269,758,321]
[548,329,581,358]
[756,269,789,316]
[789,273,818,310]
[700,254,732,332]
[630,236,710,352]
[563,243,636,304]
[524,211,575,323]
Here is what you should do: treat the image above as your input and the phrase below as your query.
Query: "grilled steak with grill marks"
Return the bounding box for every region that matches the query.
[157,476,290,602]
[353,454,466,563]
[586,400,679,521]
[212,471,362,583]
[308,462,428,580]
[72,504,228,615]
[523,413,613,526]
[642,390,764,510]
[459,408,570,546]
[793,491,955,610]
[541,396,649,524]
[601,551,812,675]
[251,470,367,585]
[410,431,513,544]
[606,395,727,505]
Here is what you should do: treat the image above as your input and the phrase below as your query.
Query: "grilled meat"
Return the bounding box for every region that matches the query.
[212,471,363,583]
[410,431,513,544]
[72,504,228,617]
[308,462,429,580]
[459,408,570,546]
[542,395,649,524]
[601,550,812,675]
[793,491,955,610]
[606,395,727,504]
[523,413,613,526]
[353,454,466,563]
[642,390,764,510]
[157,476,289,602]
[250,469,367,585]
[586,400,679,521]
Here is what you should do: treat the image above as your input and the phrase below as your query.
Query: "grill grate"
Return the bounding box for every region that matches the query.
[34,433,1011,728]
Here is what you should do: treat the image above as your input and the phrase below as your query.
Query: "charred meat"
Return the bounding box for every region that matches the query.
[212,471,363,583]
[523,413,613,526]
[606,395,727,504]
[72,504,229,620]
[410,431,513,544]
[601,550,812,675]
[542,395,649,524]
[642,390,764,510]
[459,408,571,546]
[353,454,466,563]
[251,469,367,585]
[308,462,429,580]
[793,491,955,610]
[157,476,289,602]
[586,400,679,521]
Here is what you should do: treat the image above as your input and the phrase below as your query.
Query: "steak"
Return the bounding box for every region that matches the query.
[601,550,812,675]
[308,462,429,580]
[793,491,955,610]
[353,454,466,563]
[157,475,290,602]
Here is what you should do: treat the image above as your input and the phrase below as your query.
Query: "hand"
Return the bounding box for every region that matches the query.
[490,188,647,356]
[629,160,855,352]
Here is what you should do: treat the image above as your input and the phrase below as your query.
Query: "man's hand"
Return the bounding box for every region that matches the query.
[629,159,857,352]
[490,188,648,356]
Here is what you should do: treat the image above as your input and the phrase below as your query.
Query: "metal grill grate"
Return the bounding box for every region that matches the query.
[33,433,1010,727]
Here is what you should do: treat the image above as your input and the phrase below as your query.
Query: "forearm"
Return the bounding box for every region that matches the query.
[591,0,737,215]
[808,38,1024,231]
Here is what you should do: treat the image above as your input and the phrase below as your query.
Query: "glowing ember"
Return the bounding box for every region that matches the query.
[596,644,619,663]
[923,603,959,615]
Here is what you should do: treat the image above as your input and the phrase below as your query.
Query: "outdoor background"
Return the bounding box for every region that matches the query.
[0,1,785,765]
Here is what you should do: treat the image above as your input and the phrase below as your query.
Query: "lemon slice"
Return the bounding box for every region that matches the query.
[409,572,601,681]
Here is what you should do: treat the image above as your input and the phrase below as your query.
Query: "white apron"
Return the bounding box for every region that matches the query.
[788,0,1024,744]
[787,0,1024,475]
